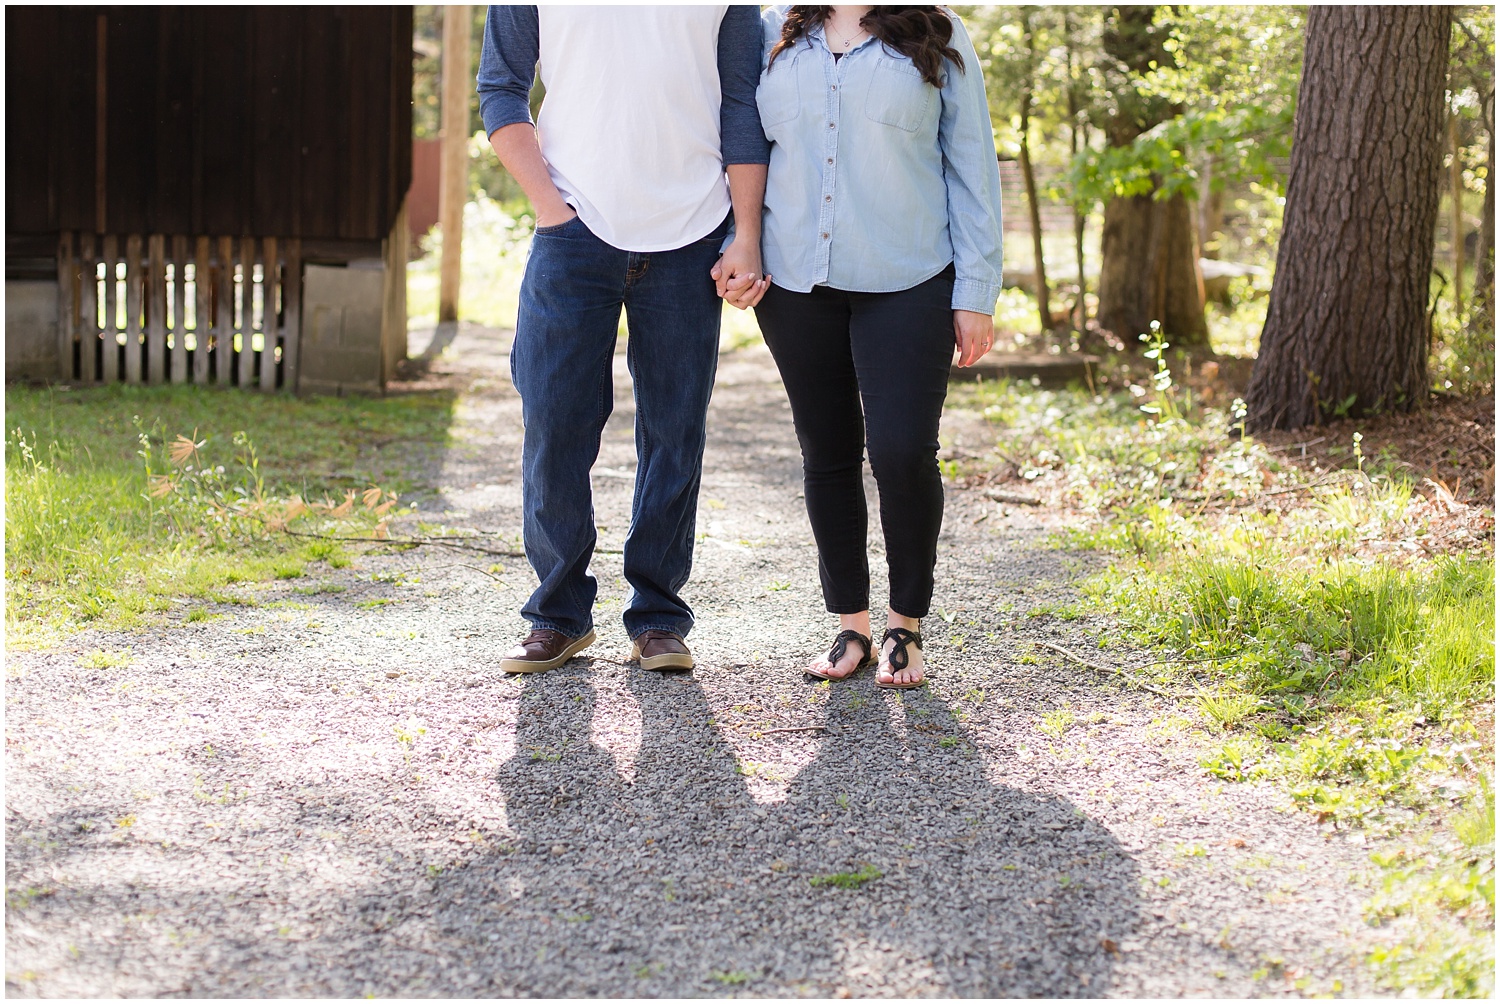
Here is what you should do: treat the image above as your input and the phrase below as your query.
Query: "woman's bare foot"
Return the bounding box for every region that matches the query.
[806,611,872,680]
[876,612,925,688]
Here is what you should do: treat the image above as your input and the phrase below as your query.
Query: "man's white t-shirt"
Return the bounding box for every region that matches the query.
[535,6,730,252]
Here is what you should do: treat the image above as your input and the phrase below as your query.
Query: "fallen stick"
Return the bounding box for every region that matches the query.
[415,562,506,582]
[282,527,526,557]
[1033,641,1181,699]
[983,489,1043,506]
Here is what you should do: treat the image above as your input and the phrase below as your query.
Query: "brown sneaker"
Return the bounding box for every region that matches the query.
[629,630,694,672]
[499,628,596,674]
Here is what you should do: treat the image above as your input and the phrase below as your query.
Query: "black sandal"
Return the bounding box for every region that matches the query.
[876,627,925,690]
[805,629,875,681]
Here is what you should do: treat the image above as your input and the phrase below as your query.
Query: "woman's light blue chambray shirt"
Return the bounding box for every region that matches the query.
[757,7,1004,315]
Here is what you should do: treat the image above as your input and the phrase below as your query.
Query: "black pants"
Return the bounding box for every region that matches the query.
[754,266,955,619]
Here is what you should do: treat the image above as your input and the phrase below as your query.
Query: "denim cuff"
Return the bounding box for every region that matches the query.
[952,277,1000,315]
[527,618,593,640]
[629,624,691,641]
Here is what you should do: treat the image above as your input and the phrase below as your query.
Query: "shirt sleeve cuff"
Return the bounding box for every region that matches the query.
[952,278,1000,315]
[480,95,534,138]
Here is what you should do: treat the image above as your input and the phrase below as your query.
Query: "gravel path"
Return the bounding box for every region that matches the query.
[7,324,1395,997]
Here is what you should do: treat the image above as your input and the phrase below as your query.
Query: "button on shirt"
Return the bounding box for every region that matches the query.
[756,7,1004,314]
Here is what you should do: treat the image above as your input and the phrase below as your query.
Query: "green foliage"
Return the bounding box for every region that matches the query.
[1075,9,1302,201]
[1366,808,1495,999]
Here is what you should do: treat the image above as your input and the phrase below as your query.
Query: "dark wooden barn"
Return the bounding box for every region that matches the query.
[6,6,415,394]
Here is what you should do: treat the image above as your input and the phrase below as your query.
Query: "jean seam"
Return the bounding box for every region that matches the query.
[629,624,687,641]
[527,618,592,636]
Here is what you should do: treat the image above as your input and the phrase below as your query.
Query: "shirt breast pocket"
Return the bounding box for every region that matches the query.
[757,56,801,130]
[863,57,933,133]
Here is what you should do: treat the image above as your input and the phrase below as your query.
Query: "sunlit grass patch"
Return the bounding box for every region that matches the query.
[1099,553,1493,712]
[6,384,454,642]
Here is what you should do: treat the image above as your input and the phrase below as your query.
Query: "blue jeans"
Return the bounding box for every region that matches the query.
[510,213,727,641]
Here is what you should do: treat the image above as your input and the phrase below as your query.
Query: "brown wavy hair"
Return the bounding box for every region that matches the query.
[768,6,963,88]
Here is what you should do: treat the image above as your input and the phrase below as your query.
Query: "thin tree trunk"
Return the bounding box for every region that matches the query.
[1072,144,1087,331]
[1471,106,1494,329]
[1065,10,1086,331]
[1248,7,1451,431]
[1198,159,1223,260]
[1018,8,1052,332]
[1451,110,1465,305]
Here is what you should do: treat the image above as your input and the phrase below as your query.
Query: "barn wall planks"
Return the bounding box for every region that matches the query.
[6,7,413,244]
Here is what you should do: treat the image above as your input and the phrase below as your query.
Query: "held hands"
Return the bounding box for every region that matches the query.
[953,309,995,368]
[711,236,771,310]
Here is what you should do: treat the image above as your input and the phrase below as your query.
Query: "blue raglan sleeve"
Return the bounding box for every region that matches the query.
[717,5,771,165]
[477,5,540,137]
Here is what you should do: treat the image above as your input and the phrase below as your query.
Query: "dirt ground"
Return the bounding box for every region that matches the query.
[5,325,1420,997]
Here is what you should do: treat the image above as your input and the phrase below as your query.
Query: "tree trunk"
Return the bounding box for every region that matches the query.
[1065,10,1087,331]
[1198,159,1224,260]
[1248,7,1450,431]
[1018,8,1052,332]
[1072,144,1088,331]
[1095,6,1209,350]
[1096,190,1207,347]
[1017,122,1052,332]
[1450,111,1465,305]
[1471,110,1495,331]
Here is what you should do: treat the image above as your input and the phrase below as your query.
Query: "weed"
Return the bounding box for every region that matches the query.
[78,649,131,670]
[1197,692,1260,731]
[302,539,351,568]
[5,886,55,910]
[393,718,427,763]
[272,559,305,580]
[808,864,883,889]
[1038,709,1075,739]
[709,970,751,985]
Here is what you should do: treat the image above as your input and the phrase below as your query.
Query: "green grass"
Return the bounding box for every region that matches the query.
[956,338,1493,996]
[808,863,883,889]
[1097,553,1493,713]
[6,383,453,644]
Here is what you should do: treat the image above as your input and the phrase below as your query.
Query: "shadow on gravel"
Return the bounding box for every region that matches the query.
[417,667,1143,997]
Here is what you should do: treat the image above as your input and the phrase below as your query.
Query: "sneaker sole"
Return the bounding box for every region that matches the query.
[500,629,596,674]
[630,643,694,672]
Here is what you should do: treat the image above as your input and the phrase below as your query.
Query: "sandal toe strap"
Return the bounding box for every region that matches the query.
[828,629,872,666]
[881,627,923,672]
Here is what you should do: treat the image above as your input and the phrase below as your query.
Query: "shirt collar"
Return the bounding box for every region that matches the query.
[807,20,878,57]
